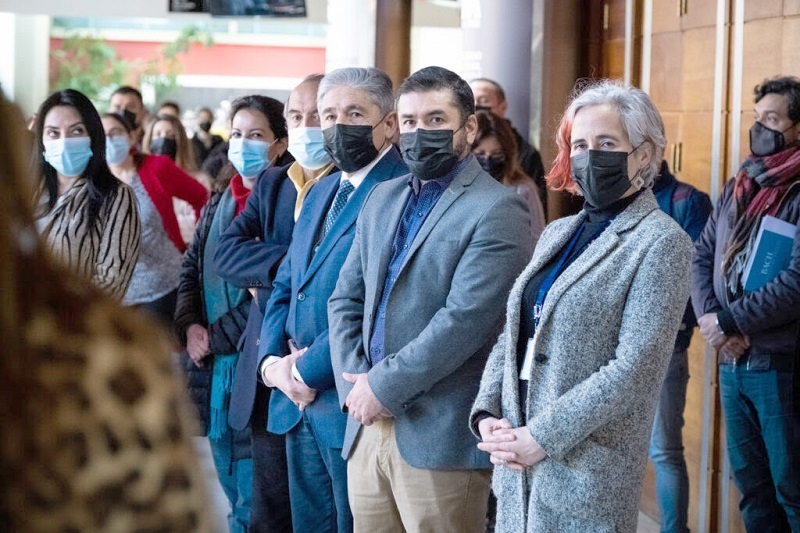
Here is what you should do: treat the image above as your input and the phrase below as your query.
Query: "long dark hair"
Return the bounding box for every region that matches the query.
[472,110,527,185]
[34,89,120,226]
[229,95,293,167]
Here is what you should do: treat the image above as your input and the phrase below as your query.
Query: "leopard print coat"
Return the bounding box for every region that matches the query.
[1,243,213,533]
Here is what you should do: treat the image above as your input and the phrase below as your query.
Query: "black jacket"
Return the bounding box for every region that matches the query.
[692,175,800,371]
[174,190,251,437]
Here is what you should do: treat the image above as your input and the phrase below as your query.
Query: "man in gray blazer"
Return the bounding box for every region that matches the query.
[328,66,533,533]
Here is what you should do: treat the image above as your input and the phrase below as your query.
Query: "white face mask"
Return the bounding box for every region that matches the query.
[288,126,332,170]
[105,135,131,166]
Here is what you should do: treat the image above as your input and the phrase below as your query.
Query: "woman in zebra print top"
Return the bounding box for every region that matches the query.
[33,89,141,299]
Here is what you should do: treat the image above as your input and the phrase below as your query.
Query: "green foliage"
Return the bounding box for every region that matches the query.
[50,26,214,108]
[141,26,214,104]
[50,33,128,108]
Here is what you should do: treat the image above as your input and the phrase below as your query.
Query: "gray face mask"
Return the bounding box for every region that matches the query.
[749,121,796,157]
[570,147,644,209]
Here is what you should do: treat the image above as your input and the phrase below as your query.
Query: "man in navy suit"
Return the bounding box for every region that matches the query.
[214,74,336,532]
[258,67,408,533]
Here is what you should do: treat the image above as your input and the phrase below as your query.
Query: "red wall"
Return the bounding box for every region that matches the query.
[50,37,326,78]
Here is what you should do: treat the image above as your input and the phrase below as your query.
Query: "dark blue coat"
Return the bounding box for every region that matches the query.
[259,148,408,446]
[214,164,298,430]
[653,161,712,349]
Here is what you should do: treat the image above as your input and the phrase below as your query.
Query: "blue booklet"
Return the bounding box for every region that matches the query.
[742,215,797,292]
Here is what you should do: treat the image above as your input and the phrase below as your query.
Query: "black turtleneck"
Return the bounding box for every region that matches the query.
[516,190,643,410]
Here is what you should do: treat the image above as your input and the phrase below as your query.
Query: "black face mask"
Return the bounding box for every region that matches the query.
[475,153,507,180]
[150,137,178,160]
[322,123,380,173]
[113,109,138,130]
[749,121,796,157]
[570,149,642,209]
[399,128,461,181]
[199,121,212,133]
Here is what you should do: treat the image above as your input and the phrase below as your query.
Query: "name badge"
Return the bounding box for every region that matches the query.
[520,337,535,380]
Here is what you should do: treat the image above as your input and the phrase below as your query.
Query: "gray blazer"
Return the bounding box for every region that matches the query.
[328,156,533,469]
[470,190,693,532]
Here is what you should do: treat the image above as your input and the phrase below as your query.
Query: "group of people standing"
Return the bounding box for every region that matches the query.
[18,65,800,533]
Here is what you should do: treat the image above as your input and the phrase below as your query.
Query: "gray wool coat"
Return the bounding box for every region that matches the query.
[470,190,693,532]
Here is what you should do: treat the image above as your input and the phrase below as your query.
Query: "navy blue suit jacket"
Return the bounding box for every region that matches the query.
[259,148,408,446]
[214,164,297,430]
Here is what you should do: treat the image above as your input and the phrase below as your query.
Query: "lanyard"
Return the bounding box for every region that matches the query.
[532,217,615,327]
[533,223,585,328]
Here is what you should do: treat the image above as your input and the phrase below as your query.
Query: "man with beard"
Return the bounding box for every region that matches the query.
[693,75,800,531]
[328,66,532,532]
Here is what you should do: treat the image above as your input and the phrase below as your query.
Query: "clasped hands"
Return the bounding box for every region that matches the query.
[477,416,547,471]
[264,343,317,411]
[697,313,750,363]
[343,372,392,426]
[186,324,210,368]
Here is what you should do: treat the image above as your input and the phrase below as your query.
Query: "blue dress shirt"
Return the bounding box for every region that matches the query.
[368,156,471,365]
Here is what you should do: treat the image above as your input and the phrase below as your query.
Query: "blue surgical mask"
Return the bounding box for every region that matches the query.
[106,135,131,166]
[288,126,332,170]
[43,137,93,177]
[228,137,270,178]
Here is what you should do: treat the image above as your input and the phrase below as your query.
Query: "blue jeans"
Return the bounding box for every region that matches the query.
[649,347,690,533]
[210,434,254,533]
[719,364,800,532]
[285,413,352,533]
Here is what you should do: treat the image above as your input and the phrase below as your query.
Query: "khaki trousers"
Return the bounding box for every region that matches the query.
[347,418,490,533]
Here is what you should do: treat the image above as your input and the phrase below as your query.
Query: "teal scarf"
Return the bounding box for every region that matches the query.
[203,189,248,439]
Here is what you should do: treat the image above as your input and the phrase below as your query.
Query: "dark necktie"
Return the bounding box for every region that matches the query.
[321,179,354,238]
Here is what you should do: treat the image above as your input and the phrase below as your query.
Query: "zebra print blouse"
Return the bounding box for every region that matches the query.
[37,178,141,299]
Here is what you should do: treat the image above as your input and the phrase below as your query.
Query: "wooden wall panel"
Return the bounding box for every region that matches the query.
[684,337,711,530]
[651,0,681,33]
[661,112,681,153]
[603,39,626,79]
[740,18,783,110]
[783,17,800,74]
[744,0,784,20]
[678,111,715,190]
[649,32,683,112]
[606,0,628,39]
[680,0,717,29]
[641,463,659,519]
[681,27,716,112]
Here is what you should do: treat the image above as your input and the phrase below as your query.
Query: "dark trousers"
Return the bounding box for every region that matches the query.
[719,365,800,532]
[135,288,178,338]
[249,384,292,533]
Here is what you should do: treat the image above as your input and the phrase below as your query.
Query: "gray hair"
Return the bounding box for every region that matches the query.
[317,67,395,116]
[566,80,666,188]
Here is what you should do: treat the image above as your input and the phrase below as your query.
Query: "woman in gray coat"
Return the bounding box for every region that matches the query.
[470,81,694,532]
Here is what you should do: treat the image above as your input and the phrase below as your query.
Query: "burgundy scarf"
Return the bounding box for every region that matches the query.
[723,146,800,287]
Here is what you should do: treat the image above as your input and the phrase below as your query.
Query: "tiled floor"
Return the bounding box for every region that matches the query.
[193,437,232,532]
[196,437,665,533]
[637,511,661,533]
